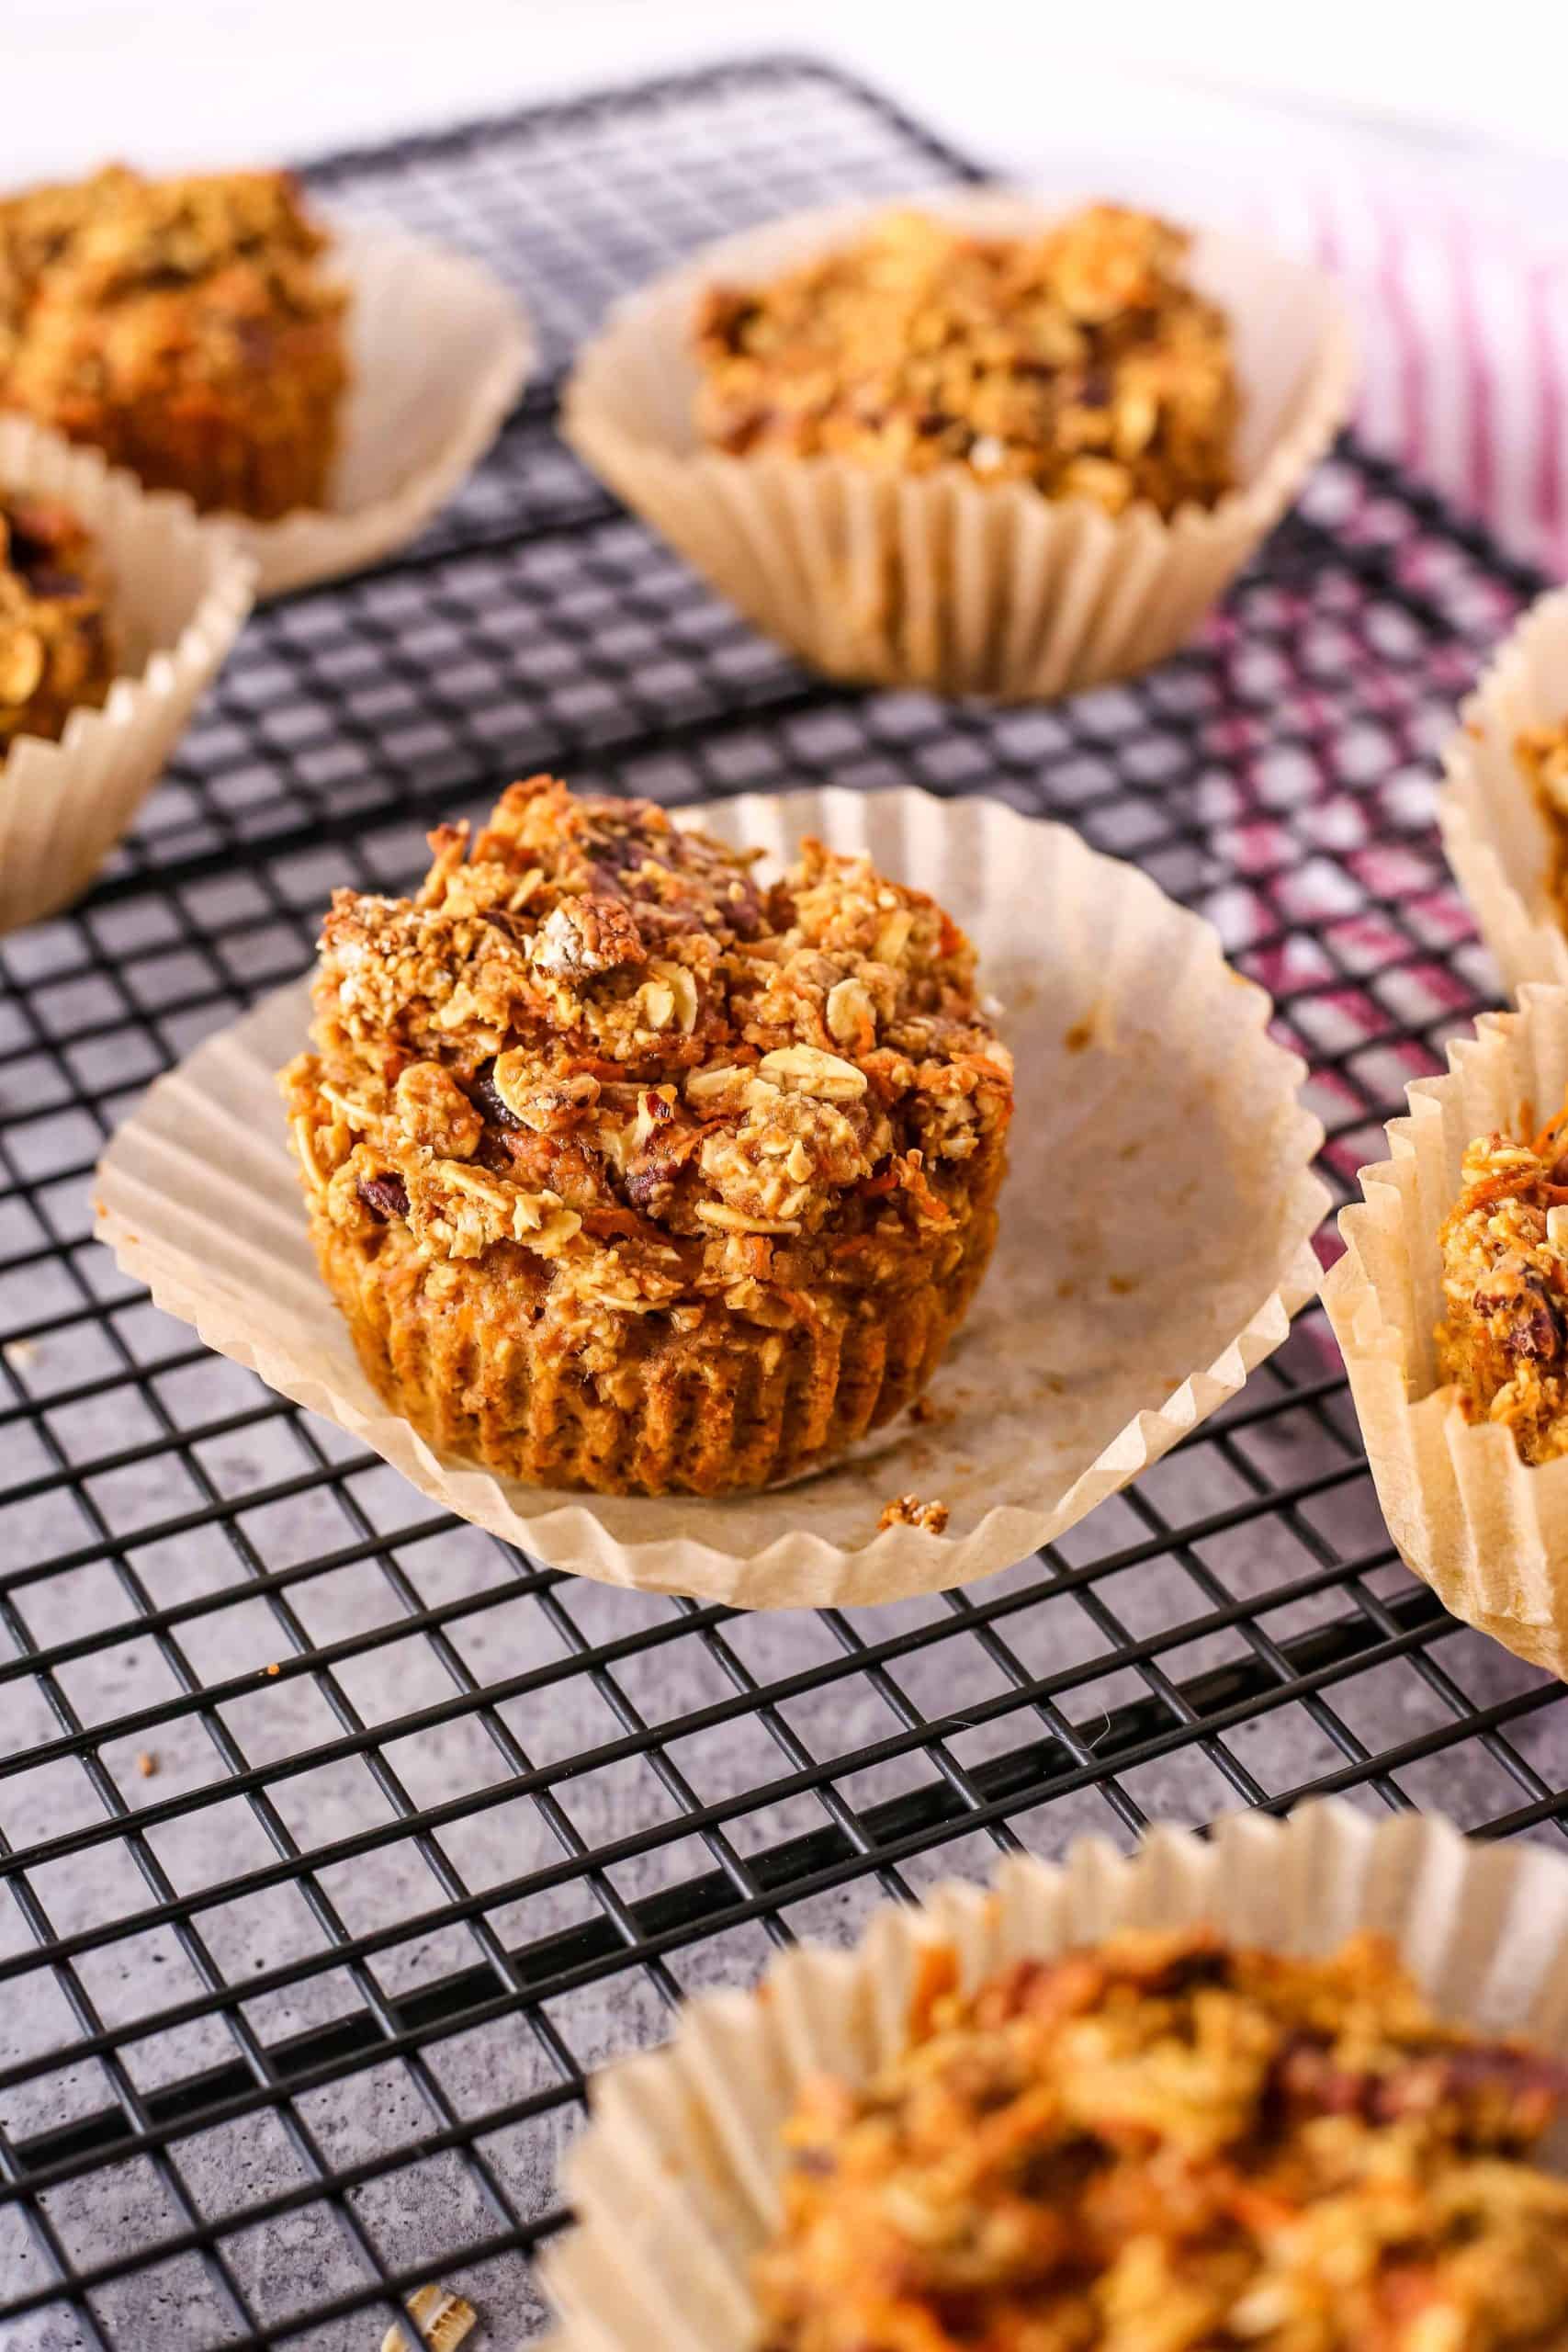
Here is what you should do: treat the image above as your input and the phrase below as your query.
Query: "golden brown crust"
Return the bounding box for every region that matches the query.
[281,775,1011,1497]
[1518,721,1568,924]
[0,164,347,519]
[694,206,1237,520]
[757,1928,1568,2352]
[1436,1101,1568,1463]
[0,491,116,749]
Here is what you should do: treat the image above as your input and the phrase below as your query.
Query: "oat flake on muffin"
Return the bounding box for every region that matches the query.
[280,776,1012,1498]
[757,1927,1568,2352]
[694,204,1238,520]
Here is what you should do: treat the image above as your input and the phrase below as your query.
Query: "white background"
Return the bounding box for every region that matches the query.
[10,0,1568,192]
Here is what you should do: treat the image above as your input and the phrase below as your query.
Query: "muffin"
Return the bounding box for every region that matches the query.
[694,204,1239,520]
[280,775,1013,1498]
[1438,592,1568,1001]
[0,488,115,749]
[0,164,347,519]
[563,187,1353,701]
[1435,1100,1568,1464]
[1515,720,1568,922]
[756,1927,1568,2352]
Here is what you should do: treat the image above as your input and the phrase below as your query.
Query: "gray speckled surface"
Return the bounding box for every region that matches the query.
[6,1265,1568,2352]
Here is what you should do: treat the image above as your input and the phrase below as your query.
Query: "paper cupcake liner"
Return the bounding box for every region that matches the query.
[94,784,1326,1607]
[1323,981,1568,1674]
[538,1801,1568,2352]
[0,415,254,933]
[1439,585,1568,998]
[224,220,534,599]
[562,187,1355,701]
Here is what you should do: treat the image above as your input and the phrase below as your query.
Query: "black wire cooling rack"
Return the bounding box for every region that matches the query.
[2,51,1564,2352]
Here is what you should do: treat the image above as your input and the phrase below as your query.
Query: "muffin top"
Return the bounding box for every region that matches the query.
[693,205,1238,519]
[0,164,344,414]
[756,1927,1568,2352]
[286,776,1012,1354]
[1437,1104,1568,1463]
[0,491,115,750]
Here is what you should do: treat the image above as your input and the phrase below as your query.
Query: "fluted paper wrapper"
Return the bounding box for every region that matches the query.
[538,1802,1568,2352]
[0,415,254,933]
[1439,585,1568,997]
[94,786,1325,1607]
[234,222,534,598]
[563,188,1355,700]
[1325,982,1568,1676]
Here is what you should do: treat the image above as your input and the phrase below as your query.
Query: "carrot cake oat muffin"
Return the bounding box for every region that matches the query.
[694,205,1238,520]
[280,776,1012,1498]
[1436,1100,1568,1464]
[756,1926,1568,2352]
[0,489,115,751]
[0,164,347,519]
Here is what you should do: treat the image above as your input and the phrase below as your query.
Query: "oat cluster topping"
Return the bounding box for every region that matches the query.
[0,165,347,518]
[694,205,1238,520]
[283,777,1012,1368]
[1436,1106,1568,1463]
[757,1928,1568,2352]
[0,491,115,750]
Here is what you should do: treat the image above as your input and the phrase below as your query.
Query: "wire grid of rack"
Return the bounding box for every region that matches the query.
[0,52,1563,2352]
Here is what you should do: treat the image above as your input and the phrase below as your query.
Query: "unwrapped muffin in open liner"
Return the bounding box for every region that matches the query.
[562,187,1354,701]
[0,164,534,600]
[1439,586,1568,998]
[539,1801,1568,2352]
[1324,983,1568,1676]
[0,413,254,933]
[95,784,1325,1607]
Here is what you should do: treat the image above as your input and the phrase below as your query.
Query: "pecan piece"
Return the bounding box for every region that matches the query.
[531,893,647,980]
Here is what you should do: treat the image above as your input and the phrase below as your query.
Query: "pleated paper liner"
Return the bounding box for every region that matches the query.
[538,1802,1568,2352]
[562,187,1355,702]
[1439,585,1568,998]
[220,221,534,598]
[0,415,254,934]
[1324,982,1568,1677]
[95,785,1326,1608]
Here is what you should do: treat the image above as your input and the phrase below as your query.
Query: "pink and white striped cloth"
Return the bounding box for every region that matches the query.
[1280,181,1568,579]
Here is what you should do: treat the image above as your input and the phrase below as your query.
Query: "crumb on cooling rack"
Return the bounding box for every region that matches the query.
[379,2283,476,2352]
[134,1750,158,1779]
[755,1926,1568,2352]
[1437,1101,1568,1462]
[694,204,1237,520]
[877,1492,949,1534]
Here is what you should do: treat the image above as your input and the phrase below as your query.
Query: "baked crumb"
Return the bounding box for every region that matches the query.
[694,205,1237,520]
[0,164,347,518]
[877,1492,949,1534]
[134,1750,157,1778]
[380,2284,476,2352]
[756,1928,1568,2352]
[0,491,116,749]
[281,775,1013,1497]
[1437,1102,1568,1462]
